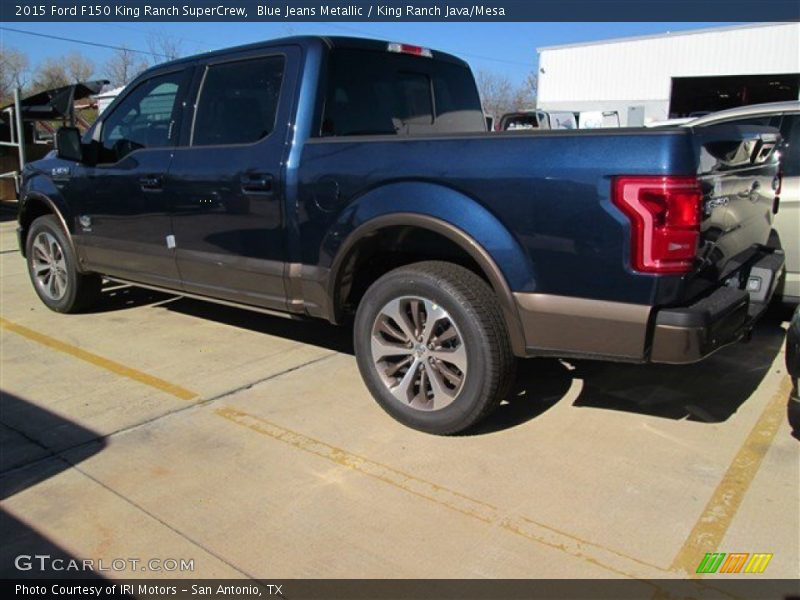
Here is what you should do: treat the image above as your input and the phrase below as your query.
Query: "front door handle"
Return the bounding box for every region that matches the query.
[240,173,273,194]
[139,175,163,191]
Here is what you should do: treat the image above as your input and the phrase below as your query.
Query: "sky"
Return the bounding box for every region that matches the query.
[1,21,738,86]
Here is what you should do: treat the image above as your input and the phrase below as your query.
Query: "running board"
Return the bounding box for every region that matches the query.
[104,277,303,321]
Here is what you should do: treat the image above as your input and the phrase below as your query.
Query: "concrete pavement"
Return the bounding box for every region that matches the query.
[1,215,798,587]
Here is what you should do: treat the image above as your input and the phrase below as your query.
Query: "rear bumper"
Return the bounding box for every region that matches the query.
[515,250,784,364]
[651,251,784,363]
[650,287,752,363]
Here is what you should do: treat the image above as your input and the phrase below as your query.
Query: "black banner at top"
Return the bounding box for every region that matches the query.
[1,0,799,22]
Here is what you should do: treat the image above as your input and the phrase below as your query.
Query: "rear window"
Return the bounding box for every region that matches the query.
[319,49,485,137]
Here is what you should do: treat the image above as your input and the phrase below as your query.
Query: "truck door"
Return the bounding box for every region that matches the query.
[165,46,299,310]
[776,113,800,300]
[71,67,193,287]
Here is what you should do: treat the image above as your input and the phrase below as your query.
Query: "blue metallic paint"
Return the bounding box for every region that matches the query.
[295,132,696,305]
[16,36,781,360]
[309,180,535,291]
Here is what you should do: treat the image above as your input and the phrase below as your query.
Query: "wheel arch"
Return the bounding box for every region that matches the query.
[18,193,79,266]
[327,212,528,356]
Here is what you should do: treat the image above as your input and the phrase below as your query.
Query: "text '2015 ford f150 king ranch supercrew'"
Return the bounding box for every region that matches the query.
[18,36,785,434]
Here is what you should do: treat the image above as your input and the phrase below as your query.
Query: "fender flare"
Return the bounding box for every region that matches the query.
[19,192,82,271]
[327,211,528,356]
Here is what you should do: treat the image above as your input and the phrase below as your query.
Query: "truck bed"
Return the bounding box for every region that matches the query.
[297,125,780,309]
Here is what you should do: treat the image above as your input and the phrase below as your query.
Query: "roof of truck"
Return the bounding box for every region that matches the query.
[152,36,470,71]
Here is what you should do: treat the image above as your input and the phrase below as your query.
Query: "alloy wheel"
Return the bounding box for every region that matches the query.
[370,296,468,411]
[31,231,68,301]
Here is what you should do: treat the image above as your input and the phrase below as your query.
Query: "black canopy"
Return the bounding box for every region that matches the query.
[1,80,109,122]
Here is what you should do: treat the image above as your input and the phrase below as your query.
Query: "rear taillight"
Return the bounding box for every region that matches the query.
[612,175,703,274]
[387,43,433,58]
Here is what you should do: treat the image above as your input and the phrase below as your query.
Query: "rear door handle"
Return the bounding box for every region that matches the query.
[139,175,163,191]
[240,173,273,194]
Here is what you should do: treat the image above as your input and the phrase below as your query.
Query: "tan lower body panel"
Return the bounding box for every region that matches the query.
[513,293,652,361]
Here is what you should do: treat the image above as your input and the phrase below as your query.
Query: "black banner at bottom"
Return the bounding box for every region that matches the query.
[3,579,800,600]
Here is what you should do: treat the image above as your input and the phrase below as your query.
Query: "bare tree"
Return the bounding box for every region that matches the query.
[476,70,536,120]
[147,31,183,65]
[28,51,94,94]
[31,57,70,93]
[523,71,538,102]
[65,52,95,83]
[104,46,148,87]
[0,47,30,101]
[476,70,513,118]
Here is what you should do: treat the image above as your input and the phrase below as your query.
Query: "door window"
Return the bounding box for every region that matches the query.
[192,56,285,147]
[99,71,186,163]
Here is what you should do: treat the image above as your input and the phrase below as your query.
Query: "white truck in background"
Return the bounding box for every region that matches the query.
[499,109,620,131]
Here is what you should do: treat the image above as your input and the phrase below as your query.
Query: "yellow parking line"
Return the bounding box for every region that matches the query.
[215,405,670,580]
[669,376,791,576]
[0,317,198,401]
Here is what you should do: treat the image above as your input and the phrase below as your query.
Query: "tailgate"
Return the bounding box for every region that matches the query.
[691,124,781,282]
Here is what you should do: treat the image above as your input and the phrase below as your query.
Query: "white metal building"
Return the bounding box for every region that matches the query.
[95,86,125,114]
[536,23,800,126]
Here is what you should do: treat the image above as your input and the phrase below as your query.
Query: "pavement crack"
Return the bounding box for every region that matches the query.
[0,419,61,475]
[0,430,254,578]
[0,351,338,481]
[0,352,340,579]
[201,351,338,404]
[66,458,256,580]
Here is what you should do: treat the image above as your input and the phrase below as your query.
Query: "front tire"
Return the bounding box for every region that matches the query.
[354,261,515,434]
[25,215,102,313]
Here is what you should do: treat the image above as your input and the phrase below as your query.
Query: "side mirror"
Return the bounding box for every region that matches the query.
[56,127,83,162]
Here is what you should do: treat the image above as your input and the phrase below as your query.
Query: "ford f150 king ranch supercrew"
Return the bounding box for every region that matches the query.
[18,36,785,434]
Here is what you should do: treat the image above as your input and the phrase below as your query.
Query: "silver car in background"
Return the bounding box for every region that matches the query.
[687,101,800,304]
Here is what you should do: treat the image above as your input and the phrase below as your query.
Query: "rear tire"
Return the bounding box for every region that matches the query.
[354,261,515,434]
[25,215,102,313]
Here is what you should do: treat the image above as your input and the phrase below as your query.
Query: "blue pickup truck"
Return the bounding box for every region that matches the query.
[18,36,785,434]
